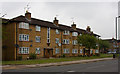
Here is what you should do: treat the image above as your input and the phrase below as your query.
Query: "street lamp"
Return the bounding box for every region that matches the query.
[116,16,120,54]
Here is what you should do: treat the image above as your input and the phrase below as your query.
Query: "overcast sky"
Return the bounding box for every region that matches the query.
[0,1,118,39]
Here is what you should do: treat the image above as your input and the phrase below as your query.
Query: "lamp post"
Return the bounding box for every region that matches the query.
[116,16,120,54]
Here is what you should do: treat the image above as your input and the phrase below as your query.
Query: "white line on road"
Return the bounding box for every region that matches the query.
[86,65,105,69]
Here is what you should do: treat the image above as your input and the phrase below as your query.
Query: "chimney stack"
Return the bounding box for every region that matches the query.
[71,22,76,30]
[86,26,91,32]
[25,11,31,21]
[53,17,59,26]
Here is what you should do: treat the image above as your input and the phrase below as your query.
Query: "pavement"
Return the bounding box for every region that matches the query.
[1,58,114,70]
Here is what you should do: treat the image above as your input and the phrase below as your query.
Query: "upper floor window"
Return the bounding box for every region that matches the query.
[55,38,59,44]
[72,49,78,53]
[19,34,29,41]
[19,22,29,29]
[36,48,40,54]
[63,49,69,53]
[19,47,29,54]
[56,29,59,34]
[36,25,41,31]
[63,39,69,44]
[47,27,50,43]
[72,32,78,36]
[72,40,78,45]
[36,36,41,42]
[63,30,69,35]
[55,48,59,54]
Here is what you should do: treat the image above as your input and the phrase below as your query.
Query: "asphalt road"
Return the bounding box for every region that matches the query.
[3,59,118,72]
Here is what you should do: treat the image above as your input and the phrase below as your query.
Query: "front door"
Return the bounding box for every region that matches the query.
[44,49,53,58]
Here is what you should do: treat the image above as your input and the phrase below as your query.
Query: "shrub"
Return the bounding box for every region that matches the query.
[95,53,100,56]
[29,53,36,59]
[62,54,65,58]
[17,56,22,60]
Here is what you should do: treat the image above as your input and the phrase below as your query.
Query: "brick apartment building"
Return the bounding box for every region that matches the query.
[103,38,120,53]
[2,11,100,61]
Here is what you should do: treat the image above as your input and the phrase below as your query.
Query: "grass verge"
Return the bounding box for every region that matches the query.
[2,53,113,65]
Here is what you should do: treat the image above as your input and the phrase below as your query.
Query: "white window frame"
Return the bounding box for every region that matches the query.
[36,25,41,31]
[72,32,78,36]
[19,22,29,29]
[47,27,50,43]
[36,48,40,54]
[90,49,93,54]
[63,39,69,44]
[55,48,59,54]
[95,50,99,53]
[19,34,29,41]
[56,29,59,34]
[63,30,69,35]
[36,36,41,42]
[55,38,59,44]
[72,49,78,54]
[63,49,69,53]
[19,47,29,54]
[80,49,83,53]
[72,40,78,45]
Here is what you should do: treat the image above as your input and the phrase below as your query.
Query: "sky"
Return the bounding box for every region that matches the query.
[0,0,119,39]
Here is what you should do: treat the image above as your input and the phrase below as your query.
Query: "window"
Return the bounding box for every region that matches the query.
[36,36,40,42]
[36,48,40,54]
[19,47,29,54]
[72,32,78,36]
[80,49,83,53]
[63,30,69,35]
[55,38,59,44]
[63,39,69,44]
[63,49,69,53]
[55,48,59,54]
[72,40,78,45]
[95,50,99,53]
[90,49,93,54]
[19,22,29,29]
[47,27,50,43]
[56,29,59,34]
[19,34,29,41]
[72,49,78,53]
[36,26,41,31]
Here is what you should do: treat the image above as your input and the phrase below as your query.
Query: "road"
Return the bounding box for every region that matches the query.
[3,59,118,72]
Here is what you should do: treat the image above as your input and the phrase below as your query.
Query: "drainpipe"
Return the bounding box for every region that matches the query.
[16,23,17,60]
[61,30,62,56]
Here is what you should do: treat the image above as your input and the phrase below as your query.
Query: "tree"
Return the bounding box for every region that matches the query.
[77,34,98,56]
[98,39,110,53]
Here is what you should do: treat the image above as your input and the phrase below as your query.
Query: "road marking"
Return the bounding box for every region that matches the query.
[87,65,105,69]
[67,70,75,72]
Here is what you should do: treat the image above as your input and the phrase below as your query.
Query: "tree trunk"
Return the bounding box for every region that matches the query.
[88,48,90,57]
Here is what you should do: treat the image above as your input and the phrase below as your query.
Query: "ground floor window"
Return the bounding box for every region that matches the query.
[63,49,69,53]
[95,50,99,53]
[36,48,40,54]
[80,49,83,53]
[55,48,59,54]
[90,49,93,54]
[19,47,29,54]
[72,49,78,53]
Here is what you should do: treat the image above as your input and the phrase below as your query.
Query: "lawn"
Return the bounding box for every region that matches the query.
[2,53,113,65]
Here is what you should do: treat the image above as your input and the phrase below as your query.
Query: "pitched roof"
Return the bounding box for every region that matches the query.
[3,15,100,37]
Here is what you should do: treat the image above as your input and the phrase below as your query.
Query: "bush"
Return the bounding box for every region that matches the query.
[62,54,65,58]
[17,56,22,60]
[95,53,100,56]
[29,53,36,59]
